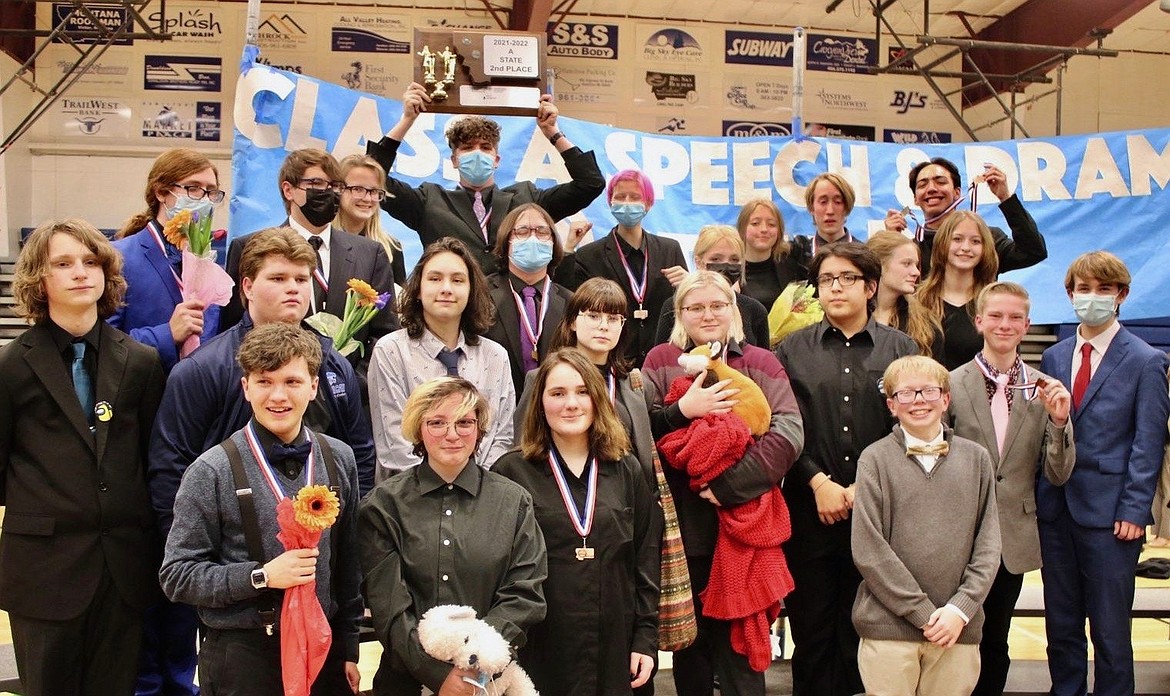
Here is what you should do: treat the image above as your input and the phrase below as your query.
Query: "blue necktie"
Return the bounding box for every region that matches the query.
[71,342,94,427]
[437,348,461,376]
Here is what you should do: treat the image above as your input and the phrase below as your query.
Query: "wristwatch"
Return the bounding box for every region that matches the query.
[548,131,564,146]
[250,567,268,589]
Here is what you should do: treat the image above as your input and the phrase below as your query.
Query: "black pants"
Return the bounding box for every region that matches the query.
[971,562,1024,696]
[197,628,351,696]
[784,548,863,696]
[10,567,143,696]
[671,555,765,696]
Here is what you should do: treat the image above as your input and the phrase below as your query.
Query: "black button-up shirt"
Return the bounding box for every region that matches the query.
[357,459,547,692]
[776,317,918,487]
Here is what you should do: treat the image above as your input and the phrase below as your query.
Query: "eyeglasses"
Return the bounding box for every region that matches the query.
[816,272,863,289]
[424,418,479,437]
[341,184,386,201]
[297,178,343,193]
[169,183,225,204]
[511,225,553,241]
[680,301,732,317]
[577,310,626,327]
[891,387,944,404]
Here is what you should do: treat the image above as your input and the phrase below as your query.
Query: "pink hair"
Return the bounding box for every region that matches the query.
[606,169,655,207]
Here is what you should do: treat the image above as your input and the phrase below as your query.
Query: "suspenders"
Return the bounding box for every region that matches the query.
[221,434,340,634]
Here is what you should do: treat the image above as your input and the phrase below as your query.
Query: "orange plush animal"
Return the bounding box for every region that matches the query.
[677,341,772,436]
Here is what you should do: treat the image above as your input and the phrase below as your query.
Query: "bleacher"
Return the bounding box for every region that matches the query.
[0,258,24,348]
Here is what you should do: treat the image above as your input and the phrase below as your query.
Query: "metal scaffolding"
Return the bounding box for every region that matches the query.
[0,0,171,153]
[842,0,1119,141]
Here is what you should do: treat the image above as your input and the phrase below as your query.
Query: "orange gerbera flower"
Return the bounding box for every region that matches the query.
[292,484,341,532]
[162,209,191,249]
[347,278,379,305]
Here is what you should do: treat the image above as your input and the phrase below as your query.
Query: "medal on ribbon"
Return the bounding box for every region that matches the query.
[613,231,650,320]
[548,448,598,561]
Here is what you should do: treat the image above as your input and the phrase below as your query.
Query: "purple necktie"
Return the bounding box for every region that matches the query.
[521,286,539,373]
[473,191,489,243]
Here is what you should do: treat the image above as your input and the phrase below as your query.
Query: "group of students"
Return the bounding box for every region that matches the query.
[0,83,1167,696]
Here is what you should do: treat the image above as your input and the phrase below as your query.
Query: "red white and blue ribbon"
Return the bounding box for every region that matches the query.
[605,368,617,405]
[547,448,598,541]
[612,230,649,309]
[244,421,314,500]
[146,220,184,293]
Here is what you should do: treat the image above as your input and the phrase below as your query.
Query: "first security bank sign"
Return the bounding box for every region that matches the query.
[232,46,1170,325]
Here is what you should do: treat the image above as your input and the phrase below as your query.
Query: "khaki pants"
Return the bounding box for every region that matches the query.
[858,638,979,696]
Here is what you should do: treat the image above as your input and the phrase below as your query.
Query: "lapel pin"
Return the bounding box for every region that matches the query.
[95,401,113,422]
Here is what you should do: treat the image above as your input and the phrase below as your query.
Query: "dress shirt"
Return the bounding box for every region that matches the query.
[776,317,919,487]
[47,318,101,384]
[1072,319,1122,387]
[288,219,332,314]
[614,230,646,283]
[357,459,547,691]
[903,426,945,474]
[368,328,515,480]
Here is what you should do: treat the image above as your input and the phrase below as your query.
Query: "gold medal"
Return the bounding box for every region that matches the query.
[576,541,595,561]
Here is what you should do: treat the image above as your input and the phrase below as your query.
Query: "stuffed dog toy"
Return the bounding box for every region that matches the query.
[417,605,538,696]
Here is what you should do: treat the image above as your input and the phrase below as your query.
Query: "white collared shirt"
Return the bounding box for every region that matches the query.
[287,219,331,312]
[1072,319,1121,387]
[904,425,945,474]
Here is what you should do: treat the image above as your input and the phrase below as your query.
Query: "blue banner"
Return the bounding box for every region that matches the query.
[231,46,1170,324]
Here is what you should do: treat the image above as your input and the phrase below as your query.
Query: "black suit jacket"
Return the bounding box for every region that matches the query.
[218,224,398,369]
[367,138,605,277]
[484,273,573,400]
[560,229,689,366]
[0,322,165,620]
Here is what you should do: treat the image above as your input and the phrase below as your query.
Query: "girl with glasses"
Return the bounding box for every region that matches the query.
[494,349,662,696]
[359,376,547,696]
[335,154,407,288]
[643,270,804,696]
[654,225,771,349]
[112,148,224,373]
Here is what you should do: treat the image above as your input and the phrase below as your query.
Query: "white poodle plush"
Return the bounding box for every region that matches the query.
[417,605,539,696]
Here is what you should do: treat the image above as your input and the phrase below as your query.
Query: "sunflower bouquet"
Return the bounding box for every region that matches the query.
[160,208,234,358]
[304,279,393,357]
[274,484,342,696]
[768,281,824,348]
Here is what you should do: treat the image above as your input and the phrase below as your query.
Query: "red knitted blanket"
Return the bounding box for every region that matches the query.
[656,374,795,671]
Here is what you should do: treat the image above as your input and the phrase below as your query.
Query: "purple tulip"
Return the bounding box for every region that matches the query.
[374,292,392,310]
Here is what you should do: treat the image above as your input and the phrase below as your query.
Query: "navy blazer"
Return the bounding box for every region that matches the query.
[1039,326,1169,528]
[109,222,221,372]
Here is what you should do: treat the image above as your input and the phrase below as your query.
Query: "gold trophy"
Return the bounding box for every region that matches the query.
[413,28,548,115]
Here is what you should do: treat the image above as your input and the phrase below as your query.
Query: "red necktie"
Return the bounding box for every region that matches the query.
[1072,342,1093,409]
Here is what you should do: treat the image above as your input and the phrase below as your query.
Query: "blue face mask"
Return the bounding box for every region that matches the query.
[610,202,647,228]
[1072,293,1117,327]
[166,195,214,223]
[457,151,496,187]
[510,236,554,273]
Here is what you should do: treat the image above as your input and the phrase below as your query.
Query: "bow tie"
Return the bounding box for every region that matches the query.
[269,439,312,464]
[906,442,949,457]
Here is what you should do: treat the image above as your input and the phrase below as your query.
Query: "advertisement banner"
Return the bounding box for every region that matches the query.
[231,46,1170,323]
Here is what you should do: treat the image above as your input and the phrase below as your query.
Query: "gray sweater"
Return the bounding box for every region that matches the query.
[159,427,364,661]
[851,424,1000,644]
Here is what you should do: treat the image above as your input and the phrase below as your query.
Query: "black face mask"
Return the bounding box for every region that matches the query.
[300,188,340,227]
[707,262,743,287]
